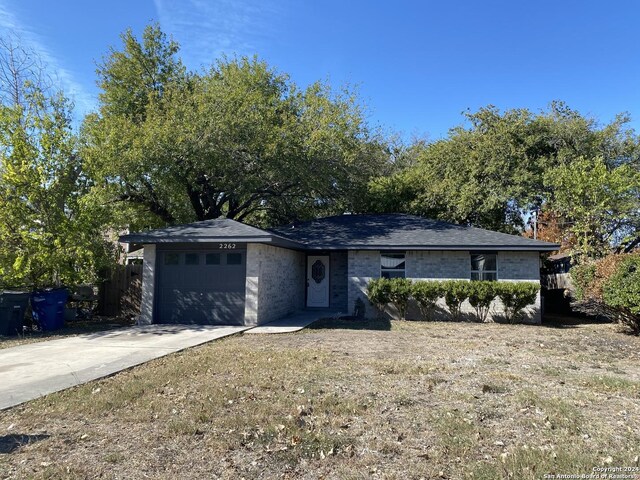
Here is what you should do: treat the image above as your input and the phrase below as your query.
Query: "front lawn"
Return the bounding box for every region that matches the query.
[1,320,639,479]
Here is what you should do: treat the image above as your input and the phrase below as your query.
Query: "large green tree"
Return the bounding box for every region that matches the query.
[83,24,386,227]
[544,156,640,259]
[0,34,115,289]
[0,85,114,288]
[366,103,640,243]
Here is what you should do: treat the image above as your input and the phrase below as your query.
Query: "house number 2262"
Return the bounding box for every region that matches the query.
[219,243,236,249]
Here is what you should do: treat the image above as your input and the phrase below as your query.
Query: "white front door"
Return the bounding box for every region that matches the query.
[306,255,330,307]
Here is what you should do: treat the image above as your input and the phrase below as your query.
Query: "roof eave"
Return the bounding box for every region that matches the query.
[118,234,305,250]
[120,235,272,244]
[299,244,560,251]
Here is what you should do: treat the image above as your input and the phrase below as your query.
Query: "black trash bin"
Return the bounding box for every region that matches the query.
[0,291,30,336]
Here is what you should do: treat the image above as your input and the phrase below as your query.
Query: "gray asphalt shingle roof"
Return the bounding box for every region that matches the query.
[120,218,277,243]
[120,214,559,251]
[270,214,559,251]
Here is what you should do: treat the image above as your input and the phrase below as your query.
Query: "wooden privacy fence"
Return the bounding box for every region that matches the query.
[98,264,143,318]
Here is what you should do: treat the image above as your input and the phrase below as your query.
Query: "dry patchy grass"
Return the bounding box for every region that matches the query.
[0,319,639,479]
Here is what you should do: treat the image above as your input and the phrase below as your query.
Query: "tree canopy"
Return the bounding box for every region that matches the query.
[366,103,640,255]
[83,25,640,258]
[0,61,113,288]
[2,22,640,292]
[544,156,640,259]
[83,24,388,228]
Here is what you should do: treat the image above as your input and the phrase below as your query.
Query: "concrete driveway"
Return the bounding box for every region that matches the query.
[0,324,249,410]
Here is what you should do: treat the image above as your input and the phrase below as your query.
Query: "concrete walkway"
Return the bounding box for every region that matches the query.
[246,310,342,334]
[0,324,249,410]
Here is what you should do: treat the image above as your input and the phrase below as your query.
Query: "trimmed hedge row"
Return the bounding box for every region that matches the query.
[366,278,539,323]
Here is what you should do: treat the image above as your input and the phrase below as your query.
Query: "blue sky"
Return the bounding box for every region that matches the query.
[1,0,638,139]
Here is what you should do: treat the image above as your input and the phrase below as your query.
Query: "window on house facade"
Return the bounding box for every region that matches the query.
[205,253,221,265]
[164,253,180,265]
[227,253,242,265]
[470,252,497,281]
[381,252,406,278]
[185,253,199,265]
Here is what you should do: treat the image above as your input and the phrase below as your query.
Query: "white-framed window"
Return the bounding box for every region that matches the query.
[381,252,406,279]
[470,252,497,281]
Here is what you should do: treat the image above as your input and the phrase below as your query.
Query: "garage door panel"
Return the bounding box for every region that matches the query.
[185,281,244,292]
[156,249,246,325]
[159,290,245,305]
[167,309,207,325]
[200,292,245,303]
[158,303,245,325]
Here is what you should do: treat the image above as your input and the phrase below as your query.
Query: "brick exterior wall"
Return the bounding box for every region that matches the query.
[329,251,348,311]
[143,244,541,326]
[139,244,156,325]
[347,250,542,323]
[244,243,305,325]
[497,251,540,281]
[406,251,470,279]
[347,250,380,317]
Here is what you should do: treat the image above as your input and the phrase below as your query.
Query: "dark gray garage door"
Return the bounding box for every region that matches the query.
[156,249,246,325]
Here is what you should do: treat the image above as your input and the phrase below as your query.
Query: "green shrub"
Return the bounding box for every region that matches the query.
[443,280,470,321]
[601,255,640,334]
[468,281,497,323]
[571,262,596,301]
[602,255,640,315]
[495,282,539,323]
[412,281,443,321]
[366,278,391,317]
[569,254,639,334]
[388,278,412,319]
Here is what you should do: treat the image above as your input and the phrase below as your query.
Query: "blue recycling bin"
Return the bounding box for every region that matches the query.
[31,288,68,331]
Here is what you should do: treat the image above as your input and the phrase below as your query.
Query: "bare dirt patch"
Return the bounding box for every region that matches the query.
[1,320,639,479]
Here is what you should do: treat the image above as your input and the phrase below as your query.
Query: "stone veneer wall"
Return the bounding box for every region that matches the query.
[244,243,306,325]
[347,250,542,323]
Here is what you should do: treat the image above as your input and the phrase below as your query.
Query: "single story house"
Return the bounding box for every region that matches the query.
[120,214,559,326]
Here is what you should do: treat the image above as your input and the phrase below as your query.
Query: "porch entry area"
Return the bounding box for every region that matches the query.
[307,255,329,307]
[305,252,348,311]
[246,309,342,334]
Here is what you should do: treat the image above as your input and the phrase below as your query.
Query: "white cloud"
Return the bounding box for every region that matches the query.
[0,1,95,118]
[153,0,284,69]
